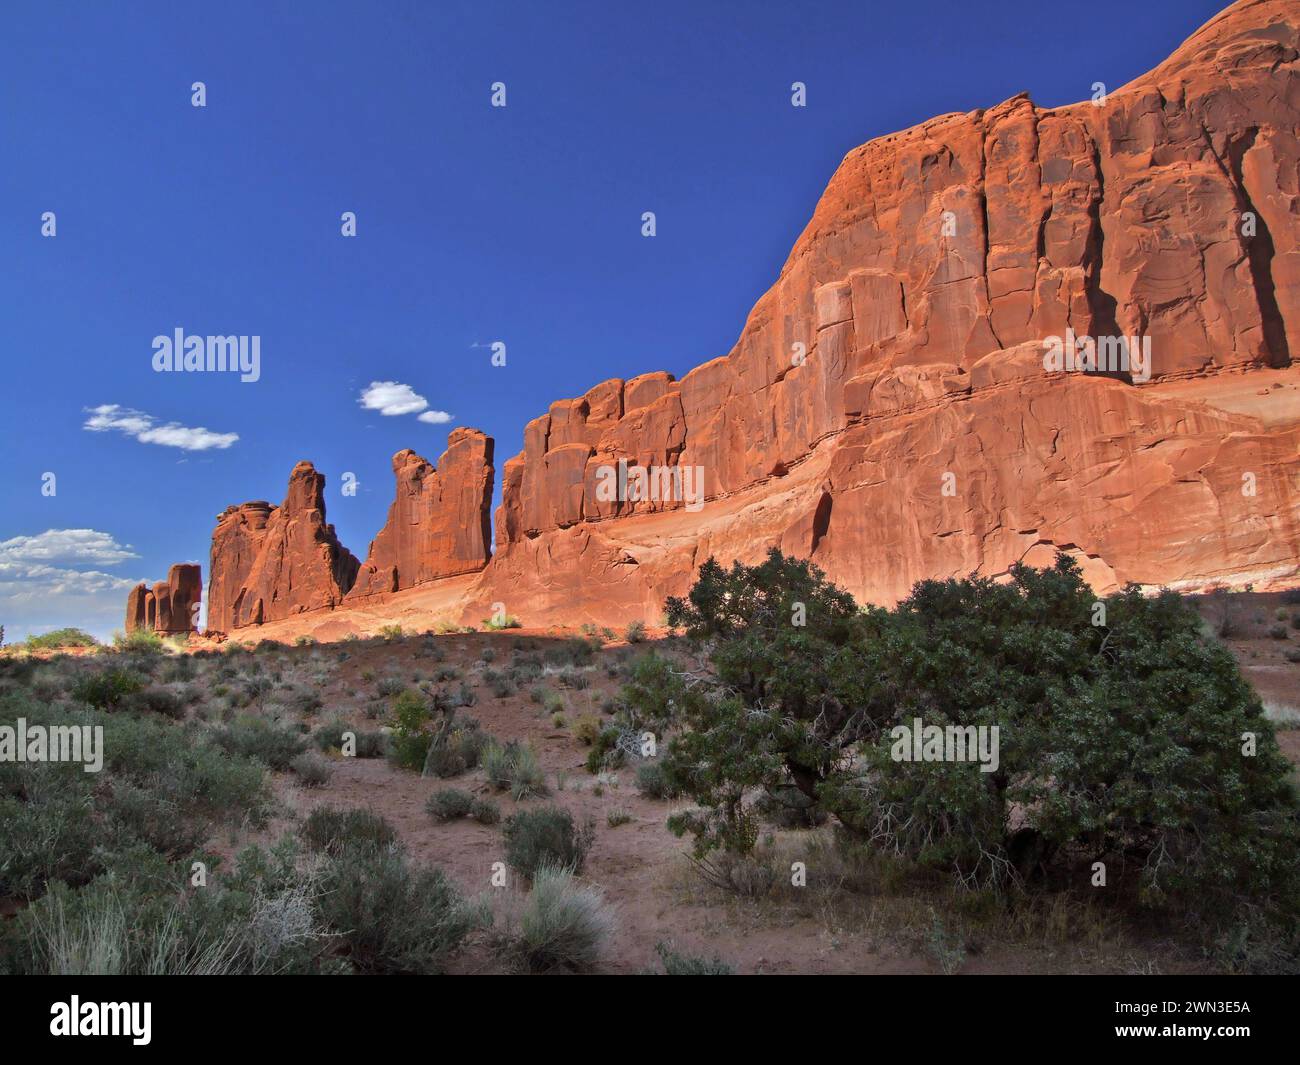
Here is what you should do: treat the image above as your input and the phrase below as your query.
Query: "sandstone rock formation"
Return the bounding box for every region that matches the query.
[125,563,202,635]
[207,462,359,632]
[461,0,1300,626]
[346,429,494,600]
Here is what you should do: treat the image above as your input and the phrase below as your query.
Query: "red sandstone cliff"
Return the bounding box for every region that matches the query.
[125,563,202,635]
[207,462,359,632]
[346,429,495,600]
[460,0,1300,626]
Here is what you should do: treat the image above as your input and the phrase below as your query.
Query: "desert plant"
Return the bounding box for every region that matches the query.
[651,940,733,975]
[25,628,99,651]
[426,788,476,822]
[482,740,548,800]
[512,863,613,972]
[290,752,332,788]
[300,806,397,856]
[502,805,594,878]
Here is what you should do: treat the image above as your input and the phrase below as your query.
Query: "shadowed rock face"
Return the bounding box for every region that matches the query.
[206,462,359,632]
[346,429,495,601]
[461,0,1300,626]
[125,564,202,635]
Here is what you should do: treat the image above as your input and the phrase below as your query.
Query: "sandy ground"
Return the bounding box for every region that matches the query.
[199,612,1294,975]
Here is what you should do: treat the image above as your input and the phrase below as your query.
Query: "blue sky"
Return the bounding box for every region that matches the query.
[0,0,1228,640]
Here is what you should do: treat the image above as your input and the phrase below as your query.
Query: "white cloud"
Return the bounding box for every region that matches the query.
[0,529,138,566]
[359,381,428,417]
[417,410,453,424]
[83,404,238,451]
[0,529,150,643]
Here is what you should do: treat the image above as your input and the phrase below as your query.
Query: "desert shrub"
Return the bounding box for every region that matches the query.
[483,613,522,630]
[375,675,404,697]
[112,630,166,655]
[502,805,593,878]
[542,690,565,716]
[660,550,1300,938]
[606,808,632,828]
[301,806,397,856]
[212,717,307,770]
[1268,623,1289,640]
[312,719,386,758]
[470,798,501,825]
[123,684,185,719]
[290,752,332,788]
[529,685,546,705]
[315,844,483,974]
[71,668,145,709]
[378,624,403,641]
[556,666,589,690]
[573,713,602,746]
[279,684,323,716]
[25,628,98,651]
[294,635,316,647]
[426,788,476,822]
[651,941,733,975]
[1286,648,1300,664]
[625,620,646,644]
[482,740,547,800]
[635,760,679,800]
[388,689,433,771]
[434,665,460,682]
[513,864,612,973]
[584,728,625,775]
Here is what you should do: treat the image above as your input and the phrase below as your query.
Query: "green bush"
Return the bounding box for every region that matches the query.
[71,668,145,709]
[483,613,522,630]
[123,684,186,718]
[25,628,98,651]
[426,788,476,822]
[470,797,501,825]
[502,805,593,878]
[112,630,166,654]
[625,620,647,644]
[635,760,679,800]
[301,806,397,856]
[212,717,308,770]
[388,689,433,771]
[660,549,1300,936]
[316,843,483,974]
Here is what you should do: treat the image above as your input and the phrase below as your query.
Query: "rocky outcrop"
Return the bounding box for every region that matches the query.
[125,563,202,635]
[206,462,359,632]
[346,429,494,600]
[463,0,1300,626]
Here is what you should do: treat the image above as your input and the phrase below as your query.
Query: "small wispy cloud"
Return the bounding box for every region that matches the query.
[359,381,452,424]
[83,404,238,451]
